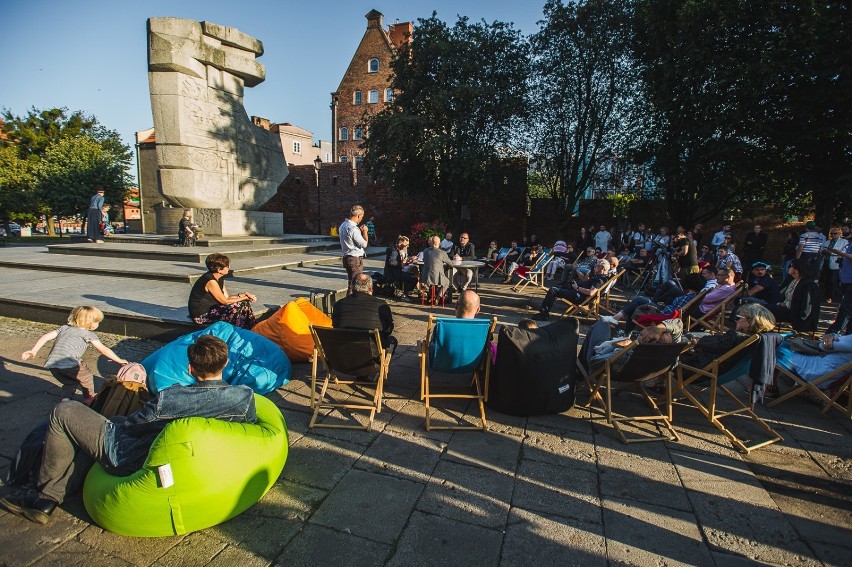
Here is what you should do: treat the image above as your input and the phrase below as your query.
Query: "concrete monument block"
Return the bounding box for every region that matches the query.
[147,17,287,212]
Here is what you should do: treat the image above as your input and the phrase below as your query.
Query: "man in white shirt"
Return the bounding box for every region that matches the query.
[339,205,369,295]
[439,232,454,253]
[821,227,849,303]
[594,225,612,252]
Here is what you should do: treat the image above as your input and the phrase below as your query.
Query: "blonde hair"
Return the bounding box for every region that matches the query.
[738,303,776,334]
[68,306,104,330]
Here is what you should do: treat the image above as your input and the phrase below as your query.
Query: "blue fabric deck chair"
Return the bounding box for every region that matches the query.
[419,315,497,430]
[675,334,783,453]
[770,346,852,419]
[511,251,553,293]
[485,247,510,277]
[309,326,392,431]
[488,247,525,278]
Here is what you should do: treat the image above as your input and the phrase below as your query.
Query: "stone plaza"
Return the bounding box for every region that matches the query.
[0,240,850,566]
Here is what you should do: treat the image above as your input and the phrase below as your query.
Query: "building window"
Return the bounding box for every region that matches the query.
[293,141,301,154]
[354,156,363,167]
[339,127,348,141]
[384,88,394,102]
[354,90,362,105]
[354,126,363,140]
[368,89,379,104]
[340,156,348,163]
[368,58,379,73]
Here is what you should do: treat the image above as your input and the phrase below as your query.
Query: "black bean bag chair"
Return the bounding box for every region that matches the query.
[486,318,579,416]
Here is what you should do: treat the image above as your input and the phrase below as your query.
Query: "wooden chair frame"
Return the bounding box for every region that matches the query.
[685,282,746,333]
[584,341,689,444]
[488,247,524,278]
[559,270,624,321]
[511,252,553,293]
[418,315,497,431]
[769,361,852,419]
[309,326,391,431]
[674,335,783,453]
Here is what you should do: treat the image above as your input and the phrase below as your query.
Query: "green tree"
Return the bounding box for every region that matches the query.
[527,0,639,235]
[364,14,529,228]
[37,136,128,224]
[0,146,37,233]
[1,107,132,234]
[633,0,851,227]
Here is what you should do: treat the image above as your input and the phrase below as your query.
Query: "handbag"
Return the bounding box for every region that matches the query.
[786,337,824,356]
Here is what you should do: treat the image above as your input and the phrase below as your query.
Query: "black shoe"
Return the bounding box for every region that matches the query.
[0,489,57,524]
[533,312,550,321]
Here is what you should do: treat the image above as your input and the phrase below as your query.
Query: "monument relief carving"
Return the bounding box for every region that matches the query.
[147,17,287,211]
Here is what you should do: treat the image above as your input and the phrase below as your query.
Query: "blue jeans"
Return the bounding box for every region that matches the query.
[620,295,654,332]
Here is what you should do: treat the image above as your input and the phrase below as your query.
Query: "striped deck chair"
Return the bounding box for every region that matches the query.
[675,335,783,453]
[511,252,553,292]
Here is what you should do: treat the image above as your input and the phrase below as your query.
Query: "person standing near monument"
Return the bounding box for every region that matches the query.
[86,188,105,243]
[339,205,369,295]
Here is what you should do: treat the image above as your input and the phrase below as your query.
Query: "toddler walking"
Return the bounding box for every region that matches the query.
[22,306,128,404]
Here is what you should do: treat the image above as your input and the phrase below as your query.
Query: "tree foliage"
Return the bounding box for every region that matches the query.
[633,0,851,227]
[364,14,529,228]
[37,136,127,220]
[527,0,639,235]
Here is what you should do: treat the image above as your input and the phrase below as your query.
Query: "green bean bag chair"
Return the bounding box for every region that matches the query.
[83,395,288,537]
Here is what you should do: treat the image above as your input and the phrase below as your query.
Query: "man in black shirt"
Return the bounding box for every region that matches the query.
[331,274,395,350]
[450,232,476,291]
[742,224,768,269]
[672,228,699,279]
[535,260,610,321]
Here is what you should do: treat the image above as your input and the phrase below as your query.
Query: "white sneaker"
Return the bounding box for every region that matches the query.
[600,315,619,326]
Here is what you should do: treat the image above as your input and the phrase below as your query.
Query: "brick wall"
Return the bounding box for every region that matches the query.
[264,161,529,251]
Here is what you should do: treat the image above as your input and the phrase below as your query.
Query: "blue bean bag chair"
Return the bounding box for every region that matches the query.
[83,395,288,537]
[142,321,290,394]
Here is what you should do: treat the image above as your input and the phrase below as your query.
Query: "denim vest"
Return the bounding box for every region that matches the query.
[103,380,256,474]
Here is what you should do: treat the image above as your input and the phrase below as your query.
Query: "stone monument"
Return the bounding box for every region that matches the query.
[147,18,287,236]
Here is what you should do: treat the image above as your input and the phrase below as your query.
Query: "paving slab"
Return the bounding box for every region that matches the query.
[354,430,446,482]
[273,523,391,567]
[281,435,362,491]
[512,458,602,525]
[309,469,423,544]
[387,512,502,567]
[502,507,606,567]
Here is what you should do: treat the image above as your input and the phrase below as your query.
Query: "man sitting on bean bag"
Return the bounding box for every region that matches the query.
[0,335,256,525]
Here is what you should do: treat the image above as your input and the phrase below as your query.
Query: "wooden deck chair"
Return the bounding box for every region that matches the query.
[585,341,689,444]
[511,252,553,292]
[627,257,656,289]
[685,282,746,332]
[769,360,852,419]
[675,335,783,453]
[599,269,627,315]
[485,247,509,277]
[488,247,524,278]
[560,270,624,320]
[418,315,497,430]
[309,326,391,431]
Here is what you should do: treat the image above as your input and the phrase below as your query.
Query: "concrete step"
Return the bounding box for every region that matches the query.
[106,233,338,247]
[47,241,342,263]
[1,245,388,282]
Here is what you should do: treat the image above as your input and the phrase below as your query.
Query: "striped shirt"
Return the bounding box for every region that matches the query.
[798,231,826,254]
[44,325,98,369]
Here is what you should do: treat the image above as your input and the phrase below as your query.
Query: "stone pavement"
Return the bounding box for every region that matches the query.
[0,286,851,566]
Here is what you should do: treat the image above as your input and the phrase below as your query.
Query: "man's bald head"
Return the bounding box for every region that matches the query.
[455,290,481,319]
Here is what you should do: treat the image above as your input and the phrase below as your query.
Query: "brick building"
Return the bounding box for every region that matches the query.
[330,9,412,165]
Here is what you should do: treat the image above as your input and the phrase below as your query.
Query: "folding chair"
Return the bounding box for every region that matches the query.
[486,247,509,277]
[309,326,392,431]
[488,247,524,278]
[685,282,745,332]
[599,269,627,315]
[419,315,497,430]
[560,270,624,320]
[511,252,553,292]
[675,335,783,453]
[769,360,852,419]
[585,341,689,444]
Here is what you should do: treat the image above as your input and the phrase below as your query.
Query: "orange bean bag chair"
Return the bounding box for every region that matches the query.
[252,298,331,362]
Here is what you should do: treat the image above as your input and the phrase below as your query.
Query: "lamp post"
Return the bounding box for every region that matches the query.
[314,156,323,234]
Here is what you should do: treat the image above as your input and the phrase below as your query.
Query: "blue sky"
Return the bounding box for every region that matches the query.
[2,0,544,176]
